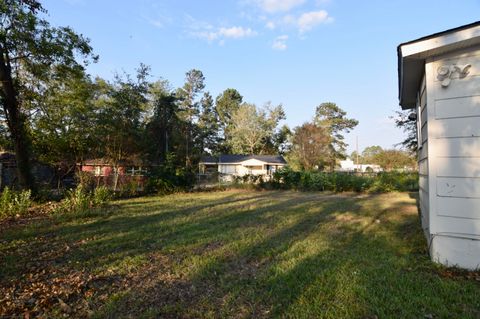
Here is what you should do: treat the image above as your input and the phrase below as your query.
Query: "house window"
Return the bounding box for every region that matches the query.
[245,165,263,170]
[94,166,102,176]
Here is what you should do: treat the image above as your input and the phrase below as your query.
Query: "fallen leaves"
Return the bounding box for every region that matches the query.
[0,231,126,318]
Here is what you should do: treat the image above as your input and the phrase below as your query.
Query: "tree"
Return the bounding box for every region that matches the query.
[392,110,417,153]
[215,88,243,152]
[198,92,219,155]
[0,0,96,190]
[31,68,99,168]
[145,80,179,164]
[350,151,362,164]
[314,102,358,170]
[228,103,285,154]
[289,122,330,170]
[272,124,292,155]
[176,69,205,166]
[372,149,416,171]
[361,145,383,163]
[96,65,150,190]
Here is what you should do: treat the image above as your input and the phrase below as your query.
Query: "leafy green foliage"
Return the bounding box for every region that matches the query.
[0,187,32,218]
[56,185,111,215]
[269,167,418,193]
[228,102,285,154]
[392,110,418,153]
[314,102,359,169]
[96,65,151,165]
[92,186,112,206]
[145,153,195,195]
[289,122,330,170]
[0,0,96,190]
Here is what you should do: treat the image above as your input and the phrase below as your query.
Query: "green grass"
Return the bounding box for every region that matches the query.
[0,190,479,318]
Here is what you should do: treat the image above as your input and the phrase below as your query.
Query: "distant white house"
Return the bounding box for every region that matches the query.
[199,155,287,181]
[398,21,480,269]
[338,158,382,173]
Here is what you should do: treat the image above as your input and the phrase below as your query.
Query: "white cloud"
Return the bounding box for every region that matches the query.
[272,10,333,33]
[145,17,167,28]
[264,10,332,33]
[297,10,333,33]
[266,21,276,30]
[218,26,257,38]
[252,0,306,13]
[186,17,258,43]
[272,35,288,50]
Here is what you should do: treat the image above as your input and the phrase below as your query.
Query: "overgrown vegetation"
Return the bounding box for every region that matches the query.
[268,168,418,192]
[54,186,111,216]
[1,191,478,318]
[0,187,32,218]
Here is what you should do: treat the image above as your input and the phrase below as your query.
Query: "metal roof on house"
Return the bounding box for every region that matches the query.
[200,155,287,164]
[397,21,480,109]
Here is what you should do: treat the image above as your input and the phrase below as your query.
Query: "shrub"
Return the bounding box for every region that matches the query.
[93,186,112,206]
[55,185,112,216]
[0,187,32,218]
[145,160,195,195]
[117,179,142,198]
[146,178,176,195]
[268,168,418,193]
[76,170,96,191]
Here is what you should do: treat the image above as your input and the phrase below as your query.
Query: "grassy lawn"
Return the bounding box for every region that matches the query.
[1,190,479,318]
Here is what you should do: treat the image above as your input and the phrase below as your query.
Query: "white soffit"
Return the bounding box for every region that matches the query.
[398,22,480,109]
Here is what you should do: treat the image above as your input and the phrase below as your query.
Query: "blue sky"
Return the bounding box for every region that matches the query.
[43,0,479,154]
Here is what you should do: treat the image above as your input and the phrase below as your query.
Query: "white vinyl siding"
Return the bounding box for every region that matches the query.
[399,23,480,269]
[428,47,480,234]
[417,74,429,233]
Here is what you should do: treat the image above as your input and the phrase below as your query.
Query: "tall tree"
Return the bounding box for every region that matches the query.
[228,103,285,154]
[97,65,150,168]
[0,0,95,190]
[289,122,330,170]
[314,102,358,170]
[31,68,99,168]
[145,80,179,163]
[361,145,383,163]
[198,91,219,155]
[215,88,243,151]
[176,69,205,166]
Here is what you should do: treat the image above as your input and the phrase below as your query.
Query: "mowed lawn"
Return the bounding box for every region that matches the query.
[1,190,479,318]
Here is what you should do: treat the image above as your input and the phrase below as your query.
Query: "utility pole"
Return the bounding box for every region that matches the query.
[356,136,359,170]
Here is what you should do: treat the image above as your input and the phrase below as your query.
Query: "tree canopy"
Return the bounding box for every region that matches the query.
[0,1,369,191]
[314,102,358,169]
[0,0,96,190]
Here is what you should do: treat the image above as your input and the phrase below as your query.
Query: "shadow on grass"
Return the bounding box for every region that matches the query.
[2,191,480,318]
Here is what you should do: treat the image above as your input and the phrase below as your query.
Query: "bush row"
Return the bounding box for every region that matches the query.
[267,168,418,193]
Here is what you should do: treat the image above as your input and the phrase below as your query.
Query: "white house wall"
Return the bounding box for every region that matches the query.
[241,159,267,166]
[219,164,238,174]
[425,45,480,269]
[218,160,286,178]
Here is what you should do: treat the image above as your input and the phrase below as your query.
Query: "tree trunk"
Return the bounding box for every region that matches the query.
[0,47,36,191]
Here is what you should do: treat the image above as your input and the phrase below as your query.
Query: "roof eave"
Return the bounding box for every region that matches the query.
[398,21,480,110]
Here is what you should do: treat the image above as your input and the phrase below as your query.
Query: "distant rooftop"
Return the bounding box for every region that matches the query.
[200,154,287,164]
